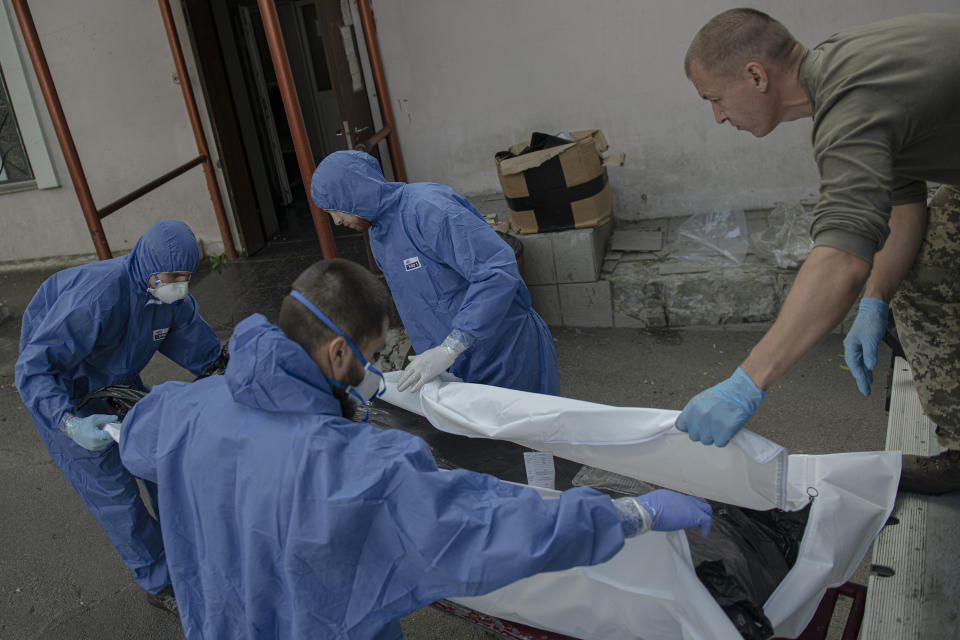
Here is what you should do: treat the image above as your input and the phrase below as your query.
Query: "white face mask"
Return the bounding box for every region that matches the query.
[288,290,386,421]
[149,281,189,304]
[347,361,387,405]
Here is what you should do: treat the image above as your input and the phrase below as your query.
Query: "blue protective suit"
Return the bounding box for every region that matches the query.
[311,151,560,395]
[119,313,624,640]
[15,220,221,593]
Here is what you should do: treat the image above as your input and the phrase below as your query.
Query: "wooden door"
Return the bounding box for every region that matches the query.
[313,0,377,156]
[182,0,268,255]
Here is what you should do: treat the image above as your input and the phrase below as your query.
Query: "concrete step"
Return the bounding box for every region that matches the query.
[466,194,860,331]
[606,255,798,329]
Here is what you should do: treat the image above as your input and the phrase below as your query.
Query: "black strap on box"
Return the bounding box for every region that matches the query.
[504,157,608,232]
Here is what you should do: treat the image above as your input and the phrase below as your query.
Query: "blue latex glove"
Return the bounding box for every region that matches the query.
[843,297,889,396]
[676,367,766,447]
[614,490,712,537]
[61,413,117,451]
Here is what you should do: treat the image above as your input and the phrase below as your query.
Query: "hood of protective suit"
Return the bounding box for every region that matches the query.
[225,314,339,415]
[125,219,199,287]
[310,151,402,224]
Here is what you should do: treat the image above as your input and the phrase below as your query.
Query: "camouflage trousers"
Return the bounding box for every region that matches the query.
[891,184,960,449]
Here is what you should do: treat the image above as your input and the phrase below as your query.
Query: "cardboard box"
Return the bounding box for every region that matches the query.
[496,130,624,234]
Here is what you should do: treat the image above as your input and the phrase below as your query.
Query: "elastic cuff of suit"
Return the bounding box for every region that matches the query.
[443,329,475,354]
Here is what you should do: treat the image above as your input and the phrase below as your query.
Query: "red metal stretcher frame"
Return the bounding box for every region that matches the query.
[435,581,867,640]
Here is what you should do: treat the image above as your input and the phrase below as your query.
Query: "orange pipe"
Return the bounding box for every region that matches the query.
[356,0,406,182]
[11,0,112,259]
[98,156,206,219]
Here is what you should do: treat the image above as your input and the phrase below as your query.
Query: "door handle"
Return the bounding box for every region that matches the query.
[338,120,354,148]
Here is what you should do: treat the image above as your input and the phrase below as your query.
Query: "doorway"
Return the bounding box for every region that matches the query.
[182,0,378,259]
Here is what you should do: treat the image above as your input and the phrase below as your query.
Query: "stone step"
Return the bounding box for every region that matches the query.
[466,194,862,331]
[606,257,796,328]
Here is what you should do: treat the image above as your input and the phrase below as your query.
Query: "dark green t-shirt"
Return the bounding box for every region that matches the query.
[799,13,960,262]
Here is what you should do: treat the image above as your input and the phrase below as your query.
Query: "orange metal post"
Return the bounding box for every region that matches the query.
[11,0,112,259]
[256,0,338,259]
[356,0,406,182]
[158,0,237,260]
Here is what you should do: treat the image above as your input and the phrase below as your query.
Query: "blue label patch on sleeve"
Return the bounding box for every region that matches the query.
[403,256,422,271]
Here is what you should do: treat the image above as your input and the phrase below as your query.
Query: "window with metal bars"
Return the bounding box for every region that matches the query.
[0,63,34,186]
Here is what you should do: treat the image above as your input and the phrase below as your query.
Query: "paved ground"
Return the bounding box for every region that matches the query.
[0,240,893,640]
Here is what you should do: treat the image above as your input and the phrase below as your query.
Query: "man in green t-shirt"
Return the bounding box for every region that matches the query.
[677,8,960,494]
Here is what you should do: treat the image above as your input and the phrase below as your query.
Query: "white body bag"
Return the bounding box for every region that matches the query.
[381,374,899,640]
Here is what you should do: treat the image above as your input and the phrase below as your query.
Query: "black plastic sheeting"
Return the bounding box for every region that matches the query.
[494,132,573,161]
[364,401,583,489]
[692,505,809,640]
[85,386,808,639]
[78,384,148,417]
[198,344,230,378]
[586,474,810,640]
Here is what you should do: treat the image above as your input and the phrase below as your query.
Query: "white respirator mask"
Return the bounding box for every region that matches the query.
[347,360,388,405]
[148,280,190,304]
[289,290,386,420]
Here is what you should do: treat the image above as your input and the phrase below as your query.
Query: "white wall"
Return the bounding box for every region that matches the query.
[0,0,234,263]
[3,1,957,262]
[371,0,960,221]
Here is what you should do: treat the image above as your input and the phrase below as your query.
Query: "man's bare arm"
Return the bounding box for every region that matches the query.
[741,246,871,389]
[864,201,927,302]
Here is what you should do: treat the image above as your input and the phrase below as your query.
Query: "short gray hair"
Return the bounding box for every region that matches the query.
[685,8,798,78]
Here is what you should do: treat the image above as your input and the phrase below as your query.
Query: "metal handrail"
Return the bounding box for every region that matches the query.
[10,0,238,261]
[13,0,406,262]
[97,156,206,219]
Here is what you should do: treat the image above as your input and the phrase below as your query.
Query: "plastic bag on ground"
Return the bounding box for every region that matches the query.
[749,203,814,269]
[668,209,750,265]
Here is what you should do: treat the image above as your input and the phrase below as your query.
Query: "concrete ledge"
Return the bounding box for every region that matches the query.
[862,358,930,639]
[862,357,960,639]
[0,253,99,274]
[0,238,220,275]
[558,281,612,328]
[607,259,789,328]
[468,195,857,333]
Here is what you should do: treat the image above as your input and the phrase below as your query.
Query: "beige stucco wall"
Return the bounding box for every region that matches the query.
[0,0,235,264]
[370,0,960,221]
